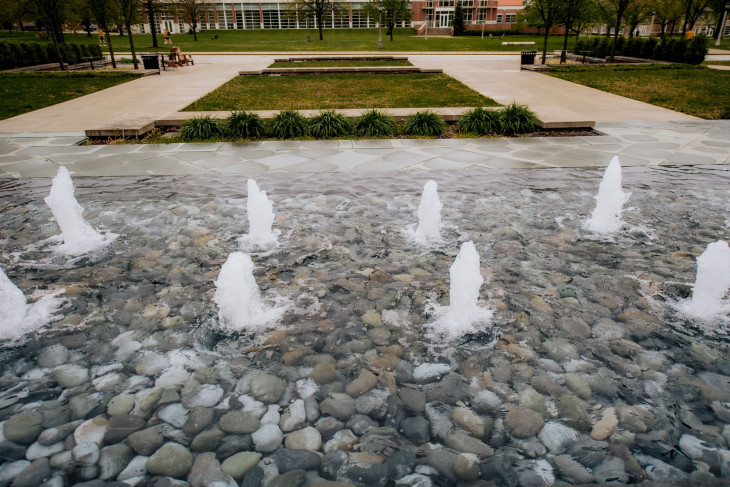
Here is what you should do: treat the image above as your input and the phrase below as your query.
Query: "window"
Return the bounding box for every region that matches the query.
[496,13,502,22]
[440,0,455,6]
[476,9,486,21]
[505,13,515,22]
[463,9,473,23]
[262,4,280,29]
[461,0,473,6]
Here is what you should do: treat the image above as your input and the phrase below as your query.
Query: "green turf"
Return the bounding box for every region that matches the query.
[0,29,572,53]
[183,72,497,111]
[267,59,413,67]
[544,64,730,120]
[0,72,143,120]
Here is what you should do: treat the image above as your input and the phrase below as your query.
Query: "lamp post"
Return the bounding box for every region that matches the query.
[716,2,730,47]
[481,18,485,38]
[378,3,383,49]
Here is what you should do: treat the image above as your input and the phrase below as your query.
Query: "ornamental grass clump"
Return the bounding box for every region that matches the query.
[308,110,352,139]
[178,116,222,141]
[268,110,308,139]
[225,111,266,139]
[457,107,501,135]
[402,110,446,137]
[352,109,397,138]
[498,102,539,136]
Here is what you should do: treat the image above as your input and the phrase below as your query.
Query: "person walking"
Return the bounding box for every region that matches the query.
[164,28,171,45]
[98,28,105,46]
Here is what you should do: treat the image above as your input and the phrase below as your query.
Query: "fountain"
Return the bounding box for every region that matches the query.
[44,166,116,255]
[427,240,493,339]
[0,266,27,337]
[240,179,278,249]
[213,252,286,333]
[583,156,629,234]
[681,240,730,319]
[0,266,65,342]
[1,167,730,485]
[415,180,443,246]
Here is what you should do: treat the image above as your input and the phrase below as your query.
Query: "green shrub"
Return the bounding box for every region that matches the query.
[179,116,222,141]
[90,44,102,58]
[641,37,658,59]
[18,43,35,66]
[352,109,397,138]
[32,43,48,65]
[80,44,91,58]
[225,110,266,139]
[71,44,83,64]
[45,44,57,63]
[308,110,351,138]
[403,110,446,136]
[720,107,730,120]
[499,102,539,135]
[457,107,500,135]
[685,34,708,64]
[8,43,22,67]
[268,110,308,139]
[624,37,638,57]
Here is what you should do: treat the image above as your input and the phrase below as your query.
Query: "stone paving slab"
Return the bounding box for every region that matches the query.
[1,121,728,178]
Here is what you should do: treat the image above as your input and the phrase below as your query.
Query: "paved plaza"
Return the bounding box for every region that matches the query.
[0,52,727,177]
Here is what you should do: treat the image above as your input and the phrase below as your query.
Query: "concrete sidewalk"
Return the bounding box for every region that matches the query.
[407,55,698,124]
[1,121,728,178]
[0,53,699,135]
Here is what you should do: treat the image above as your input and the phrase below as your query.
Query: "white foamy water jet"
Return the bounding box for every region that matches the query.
[44,167,117,255]
[583,157,629,234]
[426,241,493,339]
[0,266,65,343]
[415,180,443,247]
[240,179,279,250]
[681,240,730,319]
[214,252,286,333]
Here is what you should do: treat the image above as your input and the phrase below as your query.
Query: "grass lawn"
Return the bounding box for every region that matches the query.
[704,60,730,66]
[0,72,143,120]
[0,29,572,53]
[268,59,413,67]
[544,64,730,120]
[184,73,496,111]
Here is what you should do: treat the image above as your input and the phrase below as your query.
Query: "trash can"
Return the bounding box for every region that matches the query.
[521,51,537,65]
[141,54,159,69]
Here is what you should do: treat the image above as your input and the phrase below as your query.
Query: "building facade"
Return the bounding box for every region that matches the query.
[139,0,525,34]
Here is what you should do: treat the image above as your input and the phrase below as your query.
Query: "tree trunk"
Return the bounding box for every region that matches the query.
[609,6,625,63]
[193,21,198,41]
[127,24,139,69]
[147,1,158,48]
[50,32,65,71]
[561,27,570,63]
[541,25,550,64]
[106,31,117,68]
[318,13,323,40]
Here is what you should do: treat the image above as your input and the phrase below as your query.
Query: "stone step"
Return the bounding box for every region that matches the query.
[239,66,443,76]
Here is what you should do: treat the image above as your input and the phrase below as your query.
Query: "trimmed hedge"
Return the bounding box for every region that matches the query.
[574,34,708,64]
[0,41,102,70]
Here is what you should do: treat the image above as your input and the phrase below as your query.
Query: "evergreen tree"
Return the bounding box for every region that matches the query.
[453,0,466,35]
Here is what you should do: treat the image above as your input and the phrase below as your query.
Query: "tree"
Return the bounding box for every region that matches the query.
[654,0,683,35]
[523,0,562,63]
[143,0,161,47]
[453,0,466,35]
[114,0,141,68]
[177,0,211,41]
[288,0,344,40]
[362,0,411,40]
[31,0,66,70]
[88,0,118,68]
[624,0,654,35]
[607,0,634,61]
[681,0,710,32]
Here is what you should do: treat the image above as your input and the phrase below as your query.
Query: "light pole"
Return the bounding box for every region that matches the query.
[378,3,383,49]
[716,2,730,47]
[481,18,485,39]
